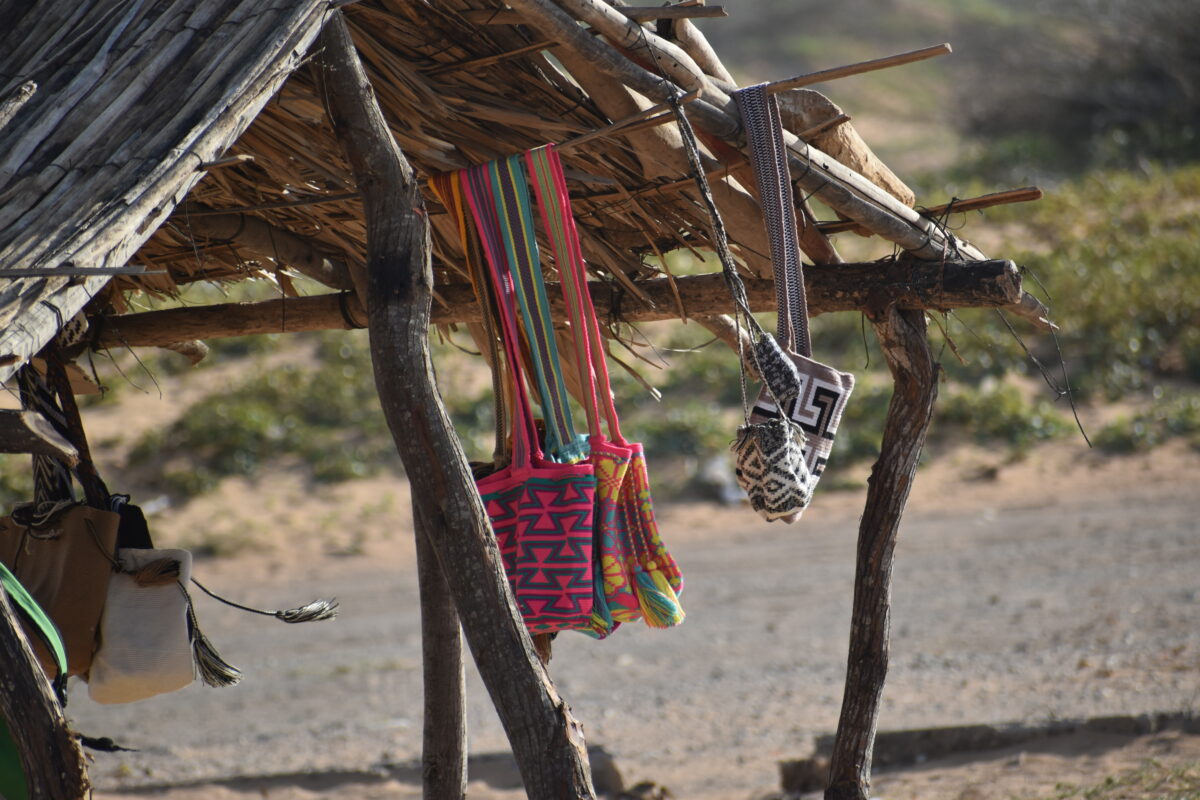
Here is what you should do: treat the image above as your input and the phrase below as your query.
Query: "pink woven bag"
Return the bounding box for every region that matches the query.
[525,146,683,631]
[461,161,597,634]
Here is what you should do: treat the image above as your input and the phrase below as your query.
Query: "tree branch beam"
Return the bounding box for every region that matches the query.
[93,258,1023,349]
[825,308,939,800]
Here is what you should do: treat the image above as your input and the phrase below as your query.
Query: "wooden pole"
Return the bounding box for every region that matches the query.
[0,589,90,800]
[817,187,1045,236]
[317,13,595,798]
[413,504,468,800]
[92,258,1024,349]
[825,307,939,800]
[763,44,953,94]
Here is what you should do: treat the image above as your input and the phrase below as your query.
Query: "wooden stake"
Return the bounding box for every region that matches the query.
[424,39,557,77]
[557,89,701,152]
[817,187,1044,235]
[463,5,727,25]
[413,503,468,800]
[765,43,953,94]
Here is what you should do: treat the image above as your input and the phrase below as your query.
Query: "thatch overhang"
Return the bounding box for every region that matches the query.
[0,0,330,383]
[1,0,1043,386]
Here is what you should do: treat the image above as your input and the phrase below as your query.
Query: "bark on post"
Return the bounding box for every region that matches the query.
[413,503,468,800]
[0,588,90,800]
[316,13,595,798]
[825,308,939,800]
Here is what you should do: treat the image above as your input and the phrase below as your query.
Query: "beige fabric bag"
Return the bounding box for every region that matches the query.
[88,548,196,704]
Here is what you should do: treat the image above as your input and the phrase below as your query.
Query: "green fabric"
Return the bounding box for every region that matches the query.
[0,715,29,800]
[0,562,66,680]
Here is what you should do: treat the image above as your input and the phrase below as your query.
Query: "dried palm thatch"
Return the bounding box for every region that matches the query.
[0,0,1045,382]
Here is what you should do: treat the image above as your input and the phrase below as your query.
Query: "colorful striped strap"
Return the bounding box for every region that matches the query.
[524,145,623,444]
[430,172,508,464]
[460,164,540,468]
[484,157,584,463]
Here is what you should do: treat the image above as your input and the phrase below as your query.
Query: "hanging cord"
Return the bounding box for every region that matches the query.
[189,577,339,624]
[668,93,764,424]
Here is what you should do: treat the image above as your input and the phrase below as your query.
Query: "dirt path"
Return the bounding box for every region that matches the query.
[73,440,1200,799]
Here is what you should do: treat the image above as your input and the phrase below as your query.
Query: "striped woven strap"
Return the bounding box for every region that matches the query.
[430,172,508,462]
[460,164,540,467]
[524,145,623,443]
[486,156,583,462]
[733,84,811,357]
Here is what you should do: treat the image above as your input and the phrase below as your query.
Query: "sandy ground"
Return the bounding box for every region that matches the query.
[47,394,1199,800]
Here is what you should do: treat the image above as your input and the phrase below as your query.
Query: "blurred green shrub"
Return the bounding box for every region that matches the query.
[1095,388,1200,453]
[130,331,400,498]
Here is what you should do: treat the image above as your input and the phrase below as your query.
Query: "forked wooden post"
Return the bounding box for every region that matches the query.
[0,589,90,800]
[316,13,595,799]
[825,307,939,800]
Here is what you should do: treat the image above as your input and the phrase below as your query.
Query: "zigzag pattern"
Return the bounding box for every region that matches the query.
[751,352,854,482]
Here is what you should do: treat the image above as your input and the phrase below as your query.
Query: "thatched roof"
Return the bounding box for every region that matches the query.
[0,0,337,382]
[0,0,1046,385]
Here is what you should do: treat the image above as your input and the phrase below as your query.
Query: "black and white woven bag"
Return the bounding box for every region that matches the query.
[732,84,855,523]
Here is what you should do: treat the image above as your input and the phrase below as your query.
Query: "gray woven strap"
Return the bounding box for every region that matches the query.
[733,84,811,358]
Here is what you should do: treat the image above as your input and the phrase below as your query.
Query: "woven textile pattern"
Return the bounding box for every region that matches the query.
[732,417,813,521]
[750,357,854,481]
[462,162,597,634]
[525,145,682,631]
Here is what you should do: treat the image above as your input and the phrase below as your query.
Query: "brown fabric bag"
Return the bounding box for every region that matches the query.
[0,504,119,677]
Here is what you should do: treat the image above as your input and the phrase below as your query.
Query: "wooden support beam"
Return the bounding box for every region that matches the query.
[92,258,1024,349]
[317,13,595,798]
[0,409,79,464]
[0,588,91,800]
[825,307,938,800]
[817,187,1045,236]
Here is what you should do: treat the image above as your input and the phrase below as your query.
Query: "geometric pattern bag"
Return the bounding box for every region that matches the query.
[734,84,855,523]
[461,160,597,635]
[667,95,820,524]
[525,145,683,633]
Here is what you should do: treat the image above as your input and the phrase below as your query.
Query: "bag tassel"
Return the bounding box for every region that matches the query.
[185,597,242,688]
[190,577,339,624]
[632,562,685,629]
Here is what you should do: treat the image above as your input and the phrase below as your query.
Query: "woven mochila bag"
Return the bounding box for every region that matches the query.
[665,94,819,523]
[461,158,597,634]
[733,84,855,522]
[525,145,683,633]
